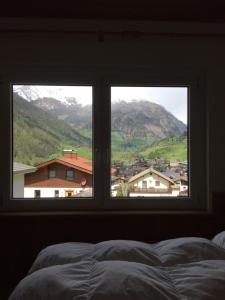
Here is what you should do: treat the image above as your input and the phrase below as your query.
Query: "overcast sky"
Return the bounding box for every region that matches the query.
[14,85,187,124]
[112,87,187,124]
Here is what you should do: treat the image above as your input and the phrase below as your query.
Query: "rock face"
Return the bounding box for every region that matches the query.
[33,98,186,142]
[111,100,186,142]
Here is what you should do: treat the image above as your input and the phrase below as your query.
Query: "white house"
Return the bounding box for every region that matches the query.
[128,167,180,197]
[13,162,36,198]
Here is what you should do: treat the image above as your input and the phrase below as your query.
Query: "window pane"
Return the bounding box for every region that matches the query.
[49,170,56,178]
[13,85,93,198]
[111,86,188,198]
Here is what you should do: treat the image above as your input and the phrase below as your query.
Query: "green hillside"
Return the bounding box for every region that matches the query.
[13,94,92,165]
[139,134,187,161]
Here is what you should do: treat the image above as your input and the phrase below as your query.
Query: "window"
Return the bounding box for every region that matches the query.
[65,190,74,197]
[34,190,41,198]
[54,190,59,197]
[111,86,188,198]
[49,170,56,178]
[0,68,207,211]
[142,181,147,189]
[66,170,74,181]
[12,84,93,200]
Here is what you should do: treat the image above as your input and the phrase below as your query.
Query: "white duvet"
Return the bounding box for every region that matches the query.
[9,231,225,300]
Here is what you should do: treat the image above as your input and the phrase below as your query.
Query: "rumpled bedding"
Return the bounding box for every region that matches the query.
[9,231,225,300]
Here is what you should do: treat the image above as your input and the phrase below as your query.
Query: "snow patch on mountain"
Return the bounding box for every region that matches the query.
[13,85,91,106]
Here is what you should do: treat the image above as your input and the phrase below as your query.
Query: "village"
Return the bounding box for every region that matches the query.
[13,150,188,198]
[111,156,188,197]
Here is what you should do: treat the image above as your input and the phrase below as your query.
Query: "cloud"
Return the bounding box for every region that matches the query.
[111,87,187,124]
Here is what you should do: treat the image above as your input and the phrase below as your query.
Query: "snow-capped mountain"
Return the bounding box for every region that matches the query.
[13,85,88,106]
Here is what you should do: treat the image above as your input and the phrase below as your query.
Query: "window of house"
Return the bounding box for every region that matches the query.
[0,68,207,211]
[54,190,59,197]
[155,181,160,187]
[34,190,41,198]
[49,170,56,178]
[66,170,74,181]
[142,181,147,189]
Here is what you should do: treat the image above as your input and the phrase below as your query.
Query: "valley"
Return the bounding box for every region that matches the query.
[13,90,187,166]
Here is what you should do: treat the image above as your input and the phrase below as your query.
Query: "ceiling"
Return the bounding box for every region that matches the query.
[1,1,225,22]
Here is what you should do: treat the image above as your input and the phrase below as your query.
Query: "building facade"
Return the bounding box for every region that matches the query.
[24,150,93,198]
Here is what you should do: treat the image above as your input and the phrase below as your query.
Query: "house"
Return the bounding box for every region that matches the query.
[13,162,36,198]
[24,150,92,198]
[128,167,180,197]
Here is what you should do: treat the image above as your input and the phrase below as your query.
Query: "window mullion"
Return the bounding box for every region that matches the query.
[93,79,110,207]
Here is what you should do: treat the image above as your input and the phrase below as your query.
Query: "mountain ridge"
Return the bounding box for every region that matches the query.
[13,93,91,165]
[33,97,186,142]
[13,92,187,165]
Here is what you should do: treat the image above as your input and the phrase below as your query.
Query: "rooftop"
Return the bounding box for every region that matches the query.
[13,162,36,175]
[36,153,92,174]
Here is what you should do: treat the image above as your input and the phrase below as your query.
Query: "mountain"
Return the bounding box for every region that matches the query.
[33,97,92,130]
[13,93,91,165]
[112,100,186,140]
[14,90,187,164]
[33,98,186,142]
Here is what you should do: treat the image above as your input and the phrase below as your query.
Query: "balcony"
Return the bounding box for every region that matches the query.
[129,187,172,194]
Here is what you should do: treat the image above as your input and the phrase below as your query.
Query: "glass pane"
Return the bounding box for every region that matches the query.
[13,85,93,198]
[111,86,188,198]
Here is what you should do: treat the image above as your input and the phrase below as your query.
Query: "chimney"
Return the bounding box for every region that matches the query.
[63,149,77,159]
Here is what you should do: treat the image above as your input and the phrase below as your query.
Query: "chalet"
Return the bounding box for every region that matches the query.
[128,167,180,197]
[13,162,36,198]
[24,150,92,198]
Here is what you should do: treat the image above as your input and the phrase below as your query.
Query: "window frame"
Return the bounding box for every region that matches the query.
[0,66,208,212]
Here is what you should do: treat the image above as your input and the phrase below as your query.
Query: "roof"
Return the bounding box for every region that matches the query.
[128,167,174,184]
[36,155,92,174]
[162,170,178,179]
[13,162,36,175]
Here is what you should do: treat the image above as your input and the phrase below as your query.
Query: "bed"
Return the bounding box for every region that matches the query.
[9,231,225,300]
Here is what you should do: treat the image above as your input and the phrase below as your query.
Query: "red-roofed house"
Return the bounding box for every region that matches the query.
[24,150,93,198]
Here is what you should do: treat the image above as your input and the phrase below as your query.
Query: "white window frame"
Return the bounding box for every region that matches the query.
[0,66,208,212]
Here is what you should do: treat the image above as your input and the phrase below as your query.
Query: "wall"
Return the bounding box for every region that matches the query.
[24,187,86,198]
[13,174,24,198]
[1,19,225,299]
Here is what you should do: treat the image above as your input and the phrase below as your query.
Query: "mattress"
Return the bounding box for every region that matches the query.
[9,231,225,300]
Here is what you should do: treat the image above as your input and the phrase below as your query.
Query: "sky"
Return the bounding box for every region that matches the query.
[14,85,187,124]
[112,87,187,124]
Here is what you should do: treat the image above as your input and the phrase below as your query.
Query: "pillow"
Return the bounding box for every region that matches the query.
[29,242,93,274]
[154,237,225,266]
[93,240,161,266]
[212,231,225,248]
